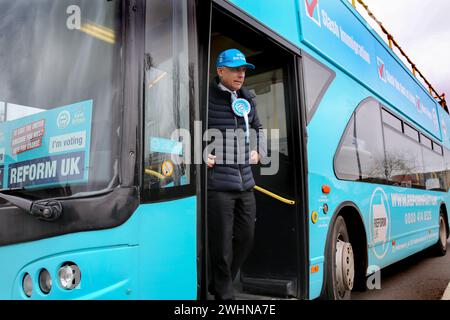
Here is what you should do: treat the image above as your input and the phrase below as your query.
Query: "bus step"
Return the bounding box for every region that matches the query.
[240,277,297,298]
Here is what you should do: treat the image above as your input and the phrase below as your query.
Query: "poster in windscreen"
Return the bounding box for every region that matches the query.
[0,100,92,190]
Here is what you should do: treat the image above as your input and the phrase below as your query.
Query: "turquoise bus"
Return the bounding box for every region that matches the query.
[0,0,448,300]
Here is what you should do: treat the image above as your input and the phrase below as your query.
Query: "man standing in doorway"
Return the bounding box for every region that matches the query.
[207,48,266,300]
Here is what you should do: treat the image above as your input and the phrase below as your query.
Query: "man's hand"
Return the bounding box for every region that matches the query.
[207,154,216,168]
[250,150,260,164]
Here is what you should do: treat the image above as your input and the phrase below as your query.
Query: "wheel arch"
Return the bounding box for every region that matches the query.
[321,201,368,298]
[440,202,449,239]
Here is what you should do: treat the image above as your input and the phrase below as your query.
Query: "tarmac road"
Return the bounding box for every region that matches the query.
[352,240,450,300]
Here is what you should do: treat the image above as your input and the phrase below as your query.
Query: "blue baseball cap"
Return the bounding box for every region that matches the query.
[216,49,255,69]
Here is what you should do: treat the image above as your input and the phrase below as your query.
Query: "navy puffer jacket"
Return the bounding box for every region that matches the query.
[207,80,266,191]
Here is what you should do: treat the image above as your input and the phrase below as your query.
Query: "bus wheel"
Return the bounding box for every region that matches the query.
[326,216,354,300]
[434,211,447,256]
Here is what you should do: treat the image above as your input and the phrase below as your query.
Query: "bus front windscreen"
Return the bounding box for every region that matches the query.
[0,0,122,198]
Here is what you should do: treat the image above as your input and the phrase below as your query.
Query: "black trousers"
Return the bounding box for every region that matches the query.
[207,190,256,300]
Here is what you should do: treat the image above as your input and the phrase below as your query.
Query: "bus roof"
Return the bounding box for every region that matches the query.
[229,0,444,140]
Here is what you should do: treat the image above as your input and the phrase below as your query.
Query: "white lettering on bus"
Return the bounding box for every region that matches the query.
[321,10,340,38]
[391,193,438,207]
[45,161,57,179]
[10,160,58,185]
[10,167,16,184]
[320,9,371,64]
[37,162,45,180]
[61,157,81,176]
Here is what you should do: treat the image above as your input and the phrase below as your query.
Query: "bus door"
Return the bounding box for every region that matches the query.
[206,6,308,300]
[240,54,305,299]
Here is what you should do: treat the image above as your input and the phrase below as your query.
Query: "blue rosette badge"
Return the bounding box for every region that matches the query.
[232,98,251,143]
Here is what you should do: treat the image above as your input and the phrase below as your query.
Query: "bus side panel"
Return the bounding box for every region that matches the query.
[135,198,198,299]
[309,172,442,299]
[438,106,450,234]
[365,187,441,269]
[228,0,302,47]
[306,54,365,299]
[334,183,442,271]
[0,197,197,300]
[305,47,443,298]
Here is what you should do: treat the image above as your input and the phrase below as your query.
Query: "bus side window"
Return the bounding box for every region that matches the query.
[422,144,445,191]
[354,100,385,183]
[302,53,335,125]
[444,148,450,191]
[335,115,360,181]
[383,124,425,188]
[335,99,385,183]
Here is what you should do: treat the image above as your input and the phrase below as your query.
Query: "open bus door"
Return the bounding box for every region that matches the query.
[201,2,309,300]
[239,53,306,299]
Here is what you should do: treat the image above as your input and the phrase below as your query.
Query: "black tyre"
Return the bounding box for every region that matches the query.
[324,215,354,300]
[434,210,448,257]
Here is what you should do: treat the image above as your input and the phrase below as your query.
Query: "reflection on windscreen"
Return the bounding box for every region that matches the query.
[0,0,122,197]
[0,103,44,122]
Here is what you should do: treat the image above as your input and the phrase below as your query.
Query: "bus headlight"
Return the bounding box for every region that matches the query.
[23,273,33,298]
[58,263,81,290]
[39,269,52,294]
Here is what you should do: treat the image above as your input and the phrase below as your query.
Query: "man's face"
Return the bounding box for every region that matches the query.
[217,66,247,91]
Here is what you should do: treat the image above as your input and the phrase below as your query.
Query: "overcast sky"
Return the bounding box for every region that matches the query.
[356,0,449,100]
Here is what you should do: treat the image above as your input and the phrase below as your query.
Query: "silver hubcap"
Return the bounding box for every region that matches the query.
[335,239,355,296]
[440,217,447,249]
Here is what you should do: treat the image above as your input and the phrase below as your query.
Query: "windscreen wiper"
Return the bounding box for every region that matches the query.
[0,191,62,222]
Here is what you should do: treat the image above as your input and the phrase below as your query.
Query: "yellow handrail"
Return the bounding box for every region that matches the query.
[254,185,296,205]
[144,169,295,205]
[145,169,165,180]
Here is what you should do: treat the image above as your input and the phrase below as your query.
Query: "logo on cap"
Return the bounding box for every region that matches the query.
[216,49,255,69]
